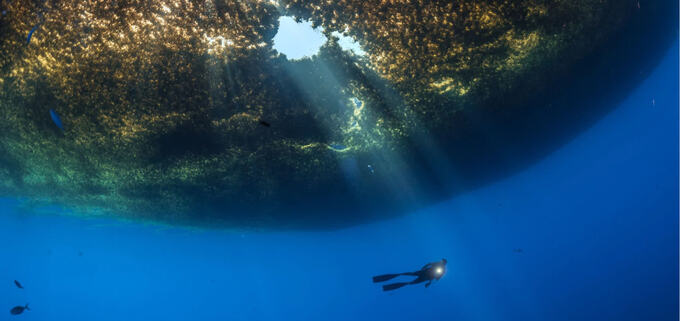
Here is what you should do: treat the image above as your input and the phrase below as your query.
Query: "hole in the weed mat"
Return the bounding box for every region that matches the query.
[273,16,326,60]
[273,16,367,59]
[332,31,366,56]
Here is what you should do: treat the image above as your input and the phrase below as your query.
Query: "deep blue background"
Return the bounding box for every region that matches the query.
[0,42,677,321]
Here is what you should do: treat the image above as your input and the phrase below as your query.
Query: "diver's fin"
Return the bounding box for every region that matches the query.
[373,274,402,283]
[25,304,29,311]
[382,282,408,291]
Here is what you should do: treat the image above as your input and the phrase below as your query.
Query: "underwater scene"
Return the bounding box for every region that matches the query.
[0,0,678,320]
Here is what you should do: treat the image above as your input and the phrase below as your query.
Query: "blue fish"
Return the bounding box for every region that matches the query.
[329,144,347,151]
[27,24,39,44]
[367,164,374,174]
[49,109,63,130]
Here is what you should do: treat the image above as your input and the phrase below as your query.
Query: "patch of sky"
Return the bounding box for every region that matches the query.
[351,97,363,108]
[347,96,364,131]
[273,16,366,60]
[331,31,366,56]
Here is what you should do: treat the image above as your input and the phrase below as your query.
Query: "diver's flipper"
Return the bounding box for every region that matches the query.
[382,282,408,291]
[373,274,402,283]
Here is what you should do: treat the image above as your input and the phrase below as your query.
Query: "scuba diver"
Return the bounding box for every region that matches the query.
[373,259,447,291]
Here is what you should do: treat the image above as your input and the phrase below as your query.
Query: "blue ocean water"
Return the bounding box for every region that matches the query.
[0,42,677,321]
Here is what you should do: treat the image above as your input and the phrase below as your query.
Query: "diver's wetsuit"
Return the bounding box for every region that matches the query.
[373,259,447,291]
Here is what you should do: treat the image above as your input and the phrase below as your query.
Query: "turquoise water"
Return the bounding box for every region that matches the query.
[0,42,677,320]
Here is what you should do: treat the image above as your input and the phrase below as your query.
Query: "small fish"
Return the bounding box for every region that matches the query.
[13,280,23,289]
[513,248,523,253]
[329,144,347,150]
[367,164,374,174]
[27,24,39,44]
[78,251,83,257]
[258,120,271,127]
[49,109,64,130]
[10,304,29,315]
[652,99,655,107]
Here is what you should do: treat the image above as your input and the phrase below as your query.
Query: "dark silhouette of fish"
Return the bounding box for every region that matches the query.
[258,120,271,127]
[13,280,23,289]
[513,248,523,253]
[27,24,39,44]
[49,109,64,130]
[10,304,29,315]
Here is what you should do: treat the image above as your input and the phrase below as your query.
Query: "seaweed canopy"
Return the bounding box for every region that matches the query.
[0,0,644,228]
